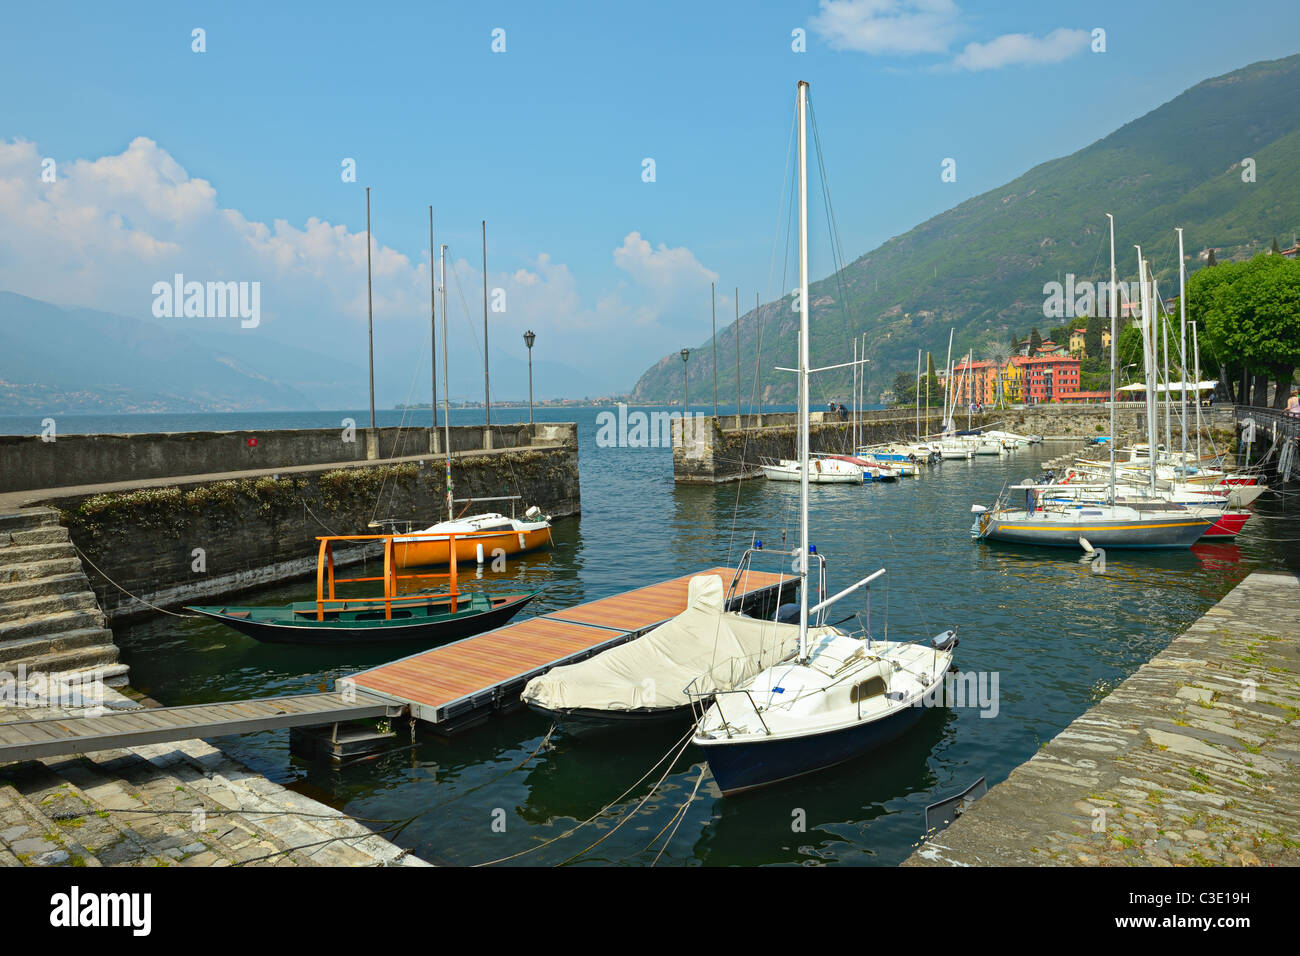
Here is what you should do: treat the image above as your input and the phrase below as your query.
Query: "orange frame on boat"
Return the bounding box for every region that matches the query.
[314,534,462,621]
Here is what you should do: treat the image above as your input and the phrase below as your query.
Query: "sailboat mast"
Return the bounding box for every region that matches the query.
[1192,320,1202,465]
[1136,250,1157,498]
[797,79,811,662]
[436,208,441,434]
[366,186,376,432]
[1106,213,1117,504]
[1177,227,1187,466]
[440,243,453,518]
[915,349,921,442]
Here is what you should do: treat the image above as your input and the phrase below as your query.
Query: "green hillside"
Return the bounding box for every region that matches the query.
[629,54,1300,406]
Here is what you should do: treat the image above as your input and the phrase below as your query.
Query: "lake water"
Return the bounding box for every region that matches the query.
[32,407,1300,866]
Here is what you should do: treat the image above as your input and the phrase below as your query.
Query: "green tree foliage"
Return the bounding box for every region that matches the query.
[1207,248,1218,267]
[1029,327,1043,352]
[1085,313,1104,357]
[1189,253,1300,406]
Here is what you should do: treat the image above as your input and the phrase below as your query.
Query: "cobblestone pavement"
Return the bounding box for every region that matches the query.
[0,683,428,867]
[906,571,1300,867]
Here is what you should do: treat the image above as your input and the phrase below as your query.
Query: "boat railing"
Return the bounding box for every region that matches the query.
[684,675,772,738]
[726,545,826,625]
[313,533,464,622]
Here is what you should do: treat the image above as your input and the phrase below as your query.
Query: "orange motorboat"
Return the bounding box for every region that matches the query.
[392,508,553,569]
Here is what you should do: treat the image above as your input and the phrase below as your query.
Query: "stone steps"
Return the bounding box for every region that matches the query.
[0,572,92,604]
[0,558,84,584]
[0,508,124,682]
[0,542,71,570]
[0,590,98,624]
[0,509,59,533]
[0,736,425,866]
[0,624,116,671]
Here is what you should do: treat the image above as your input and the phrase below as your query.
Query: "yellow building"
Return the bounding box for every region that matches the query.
[1067,326,1113,358]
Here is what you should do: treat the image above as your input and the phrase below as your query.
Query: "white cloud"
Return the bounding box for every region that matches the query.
[951,28,1089,71]
[0,136,717,398]
[810,1,1088,72]
[810,0,961,56]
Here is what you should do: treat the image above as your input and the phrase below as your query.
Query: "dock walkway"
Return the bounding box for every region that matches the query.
[0,690,401,764]
[906,571,1300,866]
[349,566,795,727]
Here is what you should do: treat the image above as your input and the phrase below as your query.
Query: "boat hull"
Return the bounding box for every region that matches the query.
[979,514,1212,549]
[186,593,536,645]
[697,699,928,795]
[393,527,552,569]
[528,702,696,735]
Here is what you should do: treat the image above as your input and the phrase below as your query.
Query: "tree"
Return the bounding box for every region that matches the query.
[1207,248,1217,267]
[1008,330,1019,352]
[1190,253,1300,407]
[1272,237,1281,255]
[1084,313,1104,358]
[1029,327,1043,353]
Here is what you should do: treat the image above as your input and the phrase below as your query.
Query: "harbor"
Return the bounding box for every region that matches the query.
[2,401,1292,866]
[3,13,1300,893]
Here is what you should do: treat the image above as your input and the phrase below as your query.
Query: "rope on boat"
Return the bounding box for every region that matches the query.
[649,764,707,867]
[473,726,696,867]
[71,543,201,619]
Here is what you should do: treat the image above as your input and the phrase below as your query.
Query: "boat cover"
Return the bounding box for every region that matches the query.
[522,574,832,713]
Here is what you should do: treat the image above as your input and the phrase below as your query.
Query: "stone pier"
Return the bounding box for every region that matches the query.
[906,571,1300,867]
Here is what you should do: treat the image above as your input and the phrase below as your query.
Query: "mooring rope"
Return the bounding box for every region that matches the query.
[70,543,200,619]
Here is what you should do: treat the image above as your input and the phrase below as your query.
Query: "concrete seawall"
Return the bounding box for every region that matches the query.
[0,422,571,494]
[906,571,1300,867]
[0,423,580,624]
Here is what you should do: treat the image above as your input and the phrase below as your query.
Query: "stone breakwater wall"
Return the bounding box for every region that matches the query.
[40,444,579,619]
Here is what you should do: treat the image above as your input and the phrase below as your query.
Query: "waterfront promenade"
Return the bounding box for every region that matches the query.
[906,571,1300,866]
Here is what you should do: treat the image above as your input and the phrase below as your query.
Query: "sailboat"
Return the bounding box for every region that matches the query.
[690,82,958,796]
[973,217,1215,550]
[391,240,554,568]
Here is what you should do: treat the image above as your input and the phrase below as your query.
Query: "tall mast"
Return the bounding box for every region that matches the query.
[1162,307,1171,455]
[797,80,810,662]
[440,243,452,518]
[1192,321,1202,466]
[429,206,437,432]
[736,288,741,428]
[1106,213,1117,504]
[915,348,921,442]
[943,329,954,430]
[711,282,718,419]
[1177,227,1188,467]
[366,187,376,431]
[755,293,762,418]
[482,221,490,429]
[1137,249,1157,498]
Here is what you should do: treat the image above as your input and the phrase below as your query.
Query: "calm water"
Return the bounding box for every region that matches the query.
[54,407,1300,866]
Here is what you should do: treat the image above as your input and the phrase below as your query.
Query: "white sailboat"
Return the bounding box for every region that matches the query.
[690,81,957,795]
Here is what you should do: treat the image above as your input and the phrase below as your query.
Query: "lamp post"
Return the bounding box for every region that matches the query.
[680,348,690,411]
[523,330,536,424]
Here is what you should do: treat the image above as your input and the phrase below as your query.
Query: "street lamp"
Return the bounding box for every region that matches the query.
[680,348,690,410]
[523,330,536,424]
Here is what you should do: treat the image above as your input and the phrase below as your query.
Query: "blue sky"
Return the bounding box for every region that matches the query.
[2,1,1296,404]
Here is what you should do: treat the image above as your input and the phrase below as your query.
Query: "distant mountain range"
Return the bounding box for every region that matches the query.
[629,54,1300,405]
[0,291,359,414]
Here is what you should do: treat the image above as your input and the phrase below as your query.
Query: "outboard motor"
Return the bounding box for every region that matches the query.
[776,603,801,624]
[931,629,959,652]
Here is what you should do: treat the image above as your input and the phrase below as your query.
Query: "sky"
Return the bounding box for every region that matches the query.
[2,1,1297,406]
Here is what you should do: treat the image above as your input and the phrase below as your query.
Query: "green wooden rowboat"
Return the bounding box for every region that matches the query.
[187,533,537,646]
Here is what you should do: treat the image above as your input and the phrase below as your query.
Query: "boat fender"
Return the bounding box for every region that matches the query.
[931,629,958,652]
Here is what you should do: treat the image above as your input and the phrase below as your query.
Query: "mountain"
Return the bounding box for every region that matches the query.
[0,291,357,413]
[629,54,1300,405]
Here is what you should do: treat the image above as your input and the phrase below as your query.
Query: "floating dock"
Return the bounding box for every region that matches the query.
[347,566,796,729]
[0,566,793,762]
[0,691,401,764]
